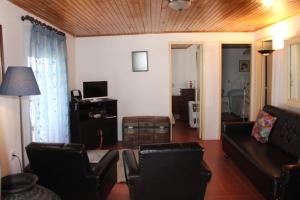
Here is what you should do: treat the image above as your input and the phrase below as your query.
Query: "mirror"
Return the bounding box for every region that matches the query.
[132,51,148,72]
[286,37,300,106]
[0,25,4,82]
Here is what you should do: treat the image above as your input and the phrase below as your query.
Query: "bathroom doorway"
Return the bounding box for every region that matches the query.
[221,44,251,123]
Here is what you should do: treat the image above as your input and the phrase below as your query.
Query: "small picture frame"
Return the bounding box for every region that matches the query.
[239,60,250,72]
[132,51,148,72]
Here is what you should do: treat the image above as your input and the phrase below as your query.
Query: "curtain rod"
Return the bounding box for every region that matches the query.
[21,15,65,36]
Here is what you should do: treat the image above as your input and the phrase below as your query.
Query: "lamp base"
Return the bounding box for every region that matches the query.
[1,173,61,200]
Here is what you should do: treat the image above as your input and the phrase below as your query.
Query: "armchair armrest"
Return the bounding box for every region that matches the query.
[91,150,119,179]
[222,121,255,136]
[122,150,140,183]
[23,164,33,173]
[200,160,212,182]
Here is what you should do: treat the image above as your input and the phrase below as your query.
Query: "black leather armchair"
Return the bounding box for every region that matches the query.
[26,142,119,200]
[122,142,211,200]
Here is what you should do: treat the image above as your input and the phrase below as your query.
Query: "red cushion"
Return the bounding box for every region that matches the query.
[252,110,277,143]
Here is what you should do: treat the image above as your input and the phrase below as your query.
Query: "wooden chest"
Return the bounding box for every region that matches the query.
[154,117,170,143]
[123,116,170,147]
[123,117,139,147]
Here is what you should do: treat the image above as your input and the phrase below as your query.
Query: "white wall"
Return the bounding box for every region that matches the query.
[75,33,254,141]
[172,45,198,95]
[0,0,75,176]
[255,13,300,112]
[222,48,250,95]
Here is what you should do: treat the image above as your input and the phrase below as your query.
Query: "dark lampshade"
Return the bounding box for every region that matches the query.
[0,66,41,96]
[258,49,274,56]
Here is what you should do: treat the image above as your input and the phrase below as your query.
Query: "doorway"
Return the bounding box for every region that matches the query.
[170,43,203,140]
[221,44,251,123]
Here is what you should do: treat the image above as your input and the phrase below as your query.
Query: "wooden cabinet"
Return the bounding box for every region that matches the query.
[172,95,181,115]
[180,88,195,121]
[70,99,118,149]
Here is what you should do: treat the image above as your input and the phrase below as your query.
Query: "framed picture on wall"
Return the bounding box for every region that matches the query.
[239,60,250,72]
[0,25,4,82]
[132,51,148,72]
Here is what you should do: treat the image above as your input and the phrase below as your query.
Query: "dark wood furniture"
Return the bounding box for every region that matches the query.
[70,99,118,149]
[123,116,170,147]
[179,88,195,121]
[0,25,4,80]
[172,89,195,121]
[172,95,181,116]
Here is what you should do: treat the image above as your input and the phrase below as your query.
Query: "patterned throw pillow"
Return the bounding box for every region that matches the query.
[251,110,277,143]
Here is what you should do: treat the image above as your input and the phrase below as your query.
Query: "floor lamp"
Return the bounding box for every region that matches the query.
[258,49,274,105]
[0,66,40,169]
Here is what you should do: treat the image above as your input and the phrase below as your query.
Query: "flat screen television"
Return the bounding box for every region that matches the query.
[83,81,107,98]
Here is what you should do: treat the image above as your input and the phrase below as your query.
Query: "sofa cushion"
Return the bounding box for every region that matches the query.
[264,105,300,160]
[251,110,277,143]
[224,131,296,178]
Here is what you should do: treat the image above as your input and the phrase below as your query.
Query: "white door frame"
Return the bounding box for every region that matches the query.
[219,41,255,138]
[169,41,204,140]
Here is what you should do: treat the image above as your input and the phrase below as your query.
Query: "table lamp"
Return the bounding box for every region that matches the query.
[0,66,40,169]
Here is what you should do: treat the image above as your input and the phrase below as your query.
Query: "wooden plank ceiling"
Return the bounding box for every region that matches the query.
[9,0,300,37]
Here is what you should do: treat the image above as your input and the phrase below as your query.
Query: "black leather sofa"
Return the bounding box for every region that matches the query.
[222,105,300,200]
[26,142,119,200]
[122,142,212,200]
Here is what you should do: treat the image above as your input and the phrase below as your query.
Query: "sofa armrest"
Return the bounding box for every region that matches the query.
[284,163,300,172]
[23,164,33,173]
[92,150,119,178]
[122,150,140,183]
[278,163,300,199]
[282,163,300,179]
[222,121,255,136]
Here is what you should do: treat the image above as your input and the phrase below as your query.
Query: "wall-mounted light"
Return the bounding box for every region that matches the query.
[273,38,284,50]
[262,0,274,7]
[271,22,288,50]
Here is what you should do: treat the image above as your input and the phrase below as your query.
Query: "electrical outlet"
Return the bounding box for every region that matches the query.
[9,150,16,160]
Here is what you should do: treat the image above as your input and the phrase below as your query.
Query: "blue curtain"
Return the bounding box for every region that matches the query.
[28,24,69,143]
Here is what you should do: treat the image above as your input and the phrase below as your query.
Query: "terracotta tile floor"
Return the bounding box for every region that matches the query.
[106,121,265,200]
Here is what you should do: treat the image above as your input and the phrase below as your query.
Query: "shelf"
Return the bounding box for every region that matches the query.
[70,99,118,149]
